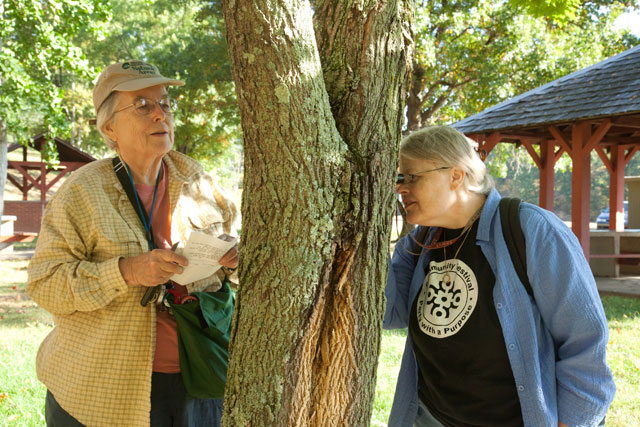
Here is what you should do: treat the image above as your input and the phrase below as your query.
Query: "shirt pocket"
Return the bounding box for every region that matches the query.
[91,218,143,262]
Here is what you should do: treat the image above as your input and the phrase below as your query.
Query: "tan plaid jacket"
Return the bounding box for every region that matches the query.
[26,151,237,427]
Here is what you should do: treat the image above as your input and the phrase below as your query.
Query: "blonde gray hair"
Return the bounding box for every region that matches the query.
[95,91,120,150]
[400,125,494,195]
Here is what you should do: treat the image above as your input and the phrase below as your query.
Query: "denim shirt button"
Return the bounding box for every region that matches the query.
[508,344,515,351]
[518,385,525,392]
[496,302,503,309]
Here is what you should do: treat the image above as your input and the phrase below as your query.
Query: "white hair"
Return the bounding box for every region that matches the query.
[95,92,120,150]
[400,125,494,195]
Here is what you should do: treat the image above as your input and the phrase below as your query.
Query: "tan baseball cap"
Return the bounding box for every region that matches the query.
[93,60,184,113]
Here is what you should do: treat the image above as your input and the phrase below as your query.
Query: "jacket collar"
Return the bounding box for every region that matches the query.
[476,188,502,243]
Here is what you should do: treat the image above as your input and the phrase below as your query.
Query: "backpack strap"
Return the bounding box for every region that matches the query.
[499,197,533,296]
[412,226,430,267]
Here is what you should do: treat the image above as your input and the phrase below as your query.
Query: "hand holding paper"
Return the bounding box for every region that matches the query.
[170,232,238,285]
[217,234,239,269]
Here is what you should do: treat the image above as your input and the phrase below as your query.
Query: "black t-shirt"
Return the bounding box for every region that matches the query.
[408,221,523,427]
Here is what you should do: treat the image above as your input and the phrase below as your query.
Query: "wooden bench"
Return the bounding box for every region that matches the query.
[590,230,640,276]
[0,233,37,243]
[589,253,640,258]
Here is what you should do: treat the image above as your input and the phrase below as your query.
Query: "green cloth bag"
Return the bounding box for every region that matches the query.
[169,280,235,399]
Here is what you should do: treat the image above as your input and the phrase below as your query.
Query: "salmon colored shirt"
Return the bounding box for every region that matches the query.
[135,161,187,373]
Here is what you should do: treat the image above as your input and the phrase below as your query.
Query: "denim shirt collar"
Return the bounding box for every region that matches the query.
[476,188,502,243]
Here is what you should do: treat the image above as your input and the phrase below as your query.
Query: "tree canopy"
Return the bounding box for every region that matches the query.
[0,0,108,155]
[2,0,640,217]
[0,0,108,218]
[407,0,640,130]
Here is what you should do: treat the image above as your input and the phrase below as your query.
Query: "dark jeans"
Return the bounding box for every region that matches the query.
[45,391,84,426]
[151,372,223,427]
[45,373,223,427]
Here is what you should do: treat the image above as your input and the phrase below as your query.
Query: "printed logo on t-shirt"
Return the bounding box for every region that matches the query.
[416,259,478,338]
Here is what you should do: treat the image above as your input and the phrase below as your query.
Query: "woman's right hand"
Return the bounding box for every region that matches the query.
[118,249,189,287]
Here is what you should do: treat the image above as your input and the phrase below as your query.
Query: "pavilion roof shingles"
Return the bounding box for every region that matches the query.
[453,44,640,134]
[8,134,95,163]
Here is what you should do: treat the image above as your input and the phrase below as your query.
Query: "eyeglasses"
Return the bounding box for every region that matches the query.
[114,97,178,116]
[396,166,450,185]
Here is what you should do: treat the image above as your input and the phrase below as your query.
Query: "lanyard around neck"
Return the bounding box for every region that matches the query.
[112,157,162,251]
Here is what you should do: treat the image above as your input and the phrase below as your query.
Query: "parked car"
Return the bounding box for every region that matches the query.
[596,201,628,229]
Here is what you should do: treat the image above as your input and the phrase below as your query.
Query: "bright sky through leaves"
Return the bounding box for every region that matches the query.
[616,11,640,35]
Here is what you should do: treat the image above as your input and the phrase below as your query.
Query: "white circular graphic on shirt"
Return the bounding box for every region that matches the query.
[416,259,478,339]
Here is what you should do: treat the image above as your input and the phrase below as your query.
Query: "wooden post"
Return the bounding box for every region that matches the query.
[570,122,592,258]
[40,163,47,203]
[610,145,625,231]
[22,146,28,200]
[596,141,638,232]
[538,140,556,211]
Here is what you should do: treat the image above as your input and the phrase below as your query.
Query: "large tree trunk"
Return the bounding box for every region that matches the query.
[220,1,412,426]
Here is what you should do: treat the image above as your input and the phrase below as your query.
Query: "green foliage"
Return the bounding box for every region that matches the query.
[509,0,581,22]
[2,0,242,194]
[408,0,640,129]
[0,0,109,160]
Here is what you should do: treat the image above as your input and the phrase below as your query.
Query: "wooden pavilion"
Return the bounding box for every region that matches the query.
[452,44,640,259]
[3,134,95,239]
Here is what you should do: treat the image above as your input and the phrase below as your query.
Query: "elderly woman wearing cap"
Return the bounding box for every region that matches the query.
[27,60,238,427]
[384,126,614,427]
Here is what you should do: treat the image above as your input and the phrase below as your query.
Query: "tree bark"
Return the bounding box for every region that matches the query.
[406,61,426,131]
[220,1,412,426]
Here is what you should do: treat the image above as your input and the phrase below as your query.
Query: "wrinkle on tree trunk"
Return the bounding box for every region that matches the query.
[220,1,412,426]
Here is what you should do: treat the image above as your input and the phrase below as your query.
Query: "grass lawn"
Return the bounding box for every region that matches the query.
[0,259,53,427]
[1,258,639,426]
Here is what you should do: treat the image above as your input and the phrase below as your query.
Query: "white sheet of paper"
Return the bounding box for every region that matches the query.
[170,232,237,285]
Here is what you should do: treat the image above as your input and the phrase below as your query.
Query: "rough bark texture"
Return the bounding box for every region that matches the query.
[220,1,412,425]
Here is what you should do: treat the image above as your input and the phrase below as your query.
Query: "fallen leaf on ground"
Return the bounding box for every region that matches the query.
[0,392,8,401]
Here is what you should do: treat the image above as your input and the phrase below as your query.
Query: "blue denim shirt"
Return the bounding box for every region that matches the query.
[384,189,615,427]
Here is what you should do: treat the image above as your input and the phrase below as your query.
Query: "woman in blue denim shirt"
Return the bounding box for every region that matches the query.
[384,126,615,427]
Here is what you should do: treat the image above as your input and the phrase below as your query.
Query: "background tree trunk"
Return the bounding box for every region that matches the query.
[220,1,412,426]
[0,118,7,219]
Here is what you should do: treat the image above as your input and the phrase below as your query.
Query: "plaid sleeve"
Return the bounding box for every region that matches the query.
[27,184,129,316]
